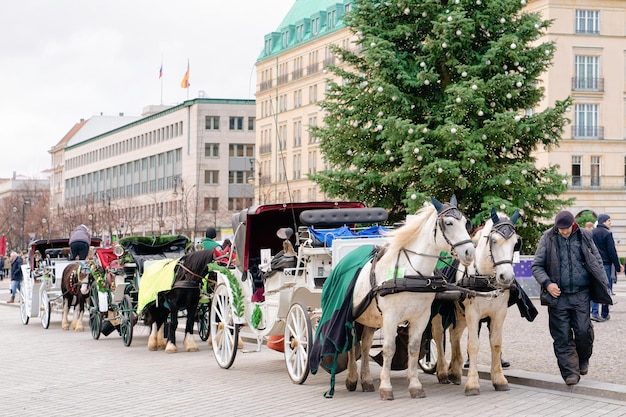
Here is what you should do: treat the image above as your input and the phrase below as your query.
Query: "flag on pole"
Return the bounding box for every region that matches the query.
[159,63,163,79]
[180,60,190,88]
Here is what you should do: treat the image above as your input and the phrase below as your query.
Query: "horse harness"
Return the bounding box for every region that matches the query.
[171,260,217,291]
[352,206,472,318]
[63,262,93,297]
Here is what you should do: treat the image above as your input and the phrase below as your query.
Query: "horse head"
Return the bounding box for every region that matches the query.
[431,195,475,266]
[77,262,94,295]
[474,208,520,288]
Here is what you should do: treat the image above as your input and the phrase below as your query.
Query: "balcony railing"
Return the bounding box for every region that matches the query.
[571,77,604,91]
[277,74,289,85]
[259,80,273,91]
[569,174,626,190]
[307,63,319,75]
[259,143,272,154]
[292,68,303,80]
[572,125,604,140]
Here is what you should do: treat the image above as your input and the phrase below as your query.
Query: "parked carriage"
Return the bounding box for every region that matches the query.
[209,202,388,384]
[88,235,211,348]
[18,238,102,328]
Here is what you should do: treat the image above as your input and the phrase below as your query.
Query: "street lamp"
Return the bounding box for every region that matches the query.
[248,158,262,204]
[172,175,183,198]
[21,200,30,251]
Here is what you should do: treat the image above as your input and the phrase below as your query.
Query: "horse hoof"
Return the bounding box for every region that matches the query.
[494,383,510,391]
[186,346,199,352]
[379,389,394,400]
[448,374,462,385]
[362,381,375,392]
[465,387,480,396]
[345,380,357,392]
[409,387,426,398]
[437,375,451,384]
[148,345,158,351]
[62,325,69,331]
[165,343,178,353]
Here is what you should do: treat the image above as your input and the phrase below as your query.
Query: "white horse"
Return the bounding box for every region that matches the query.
[435,208,519,395]
[347,196,475,400]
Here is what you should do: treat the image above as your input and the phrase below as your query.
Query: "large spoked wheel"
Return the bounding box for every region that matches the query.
[197,302,210,342]
[89,286,101,339]
[40,291,51,329]
[284,302,312,384]
[19,290,29,325]
[120,295,134,347]
[418,338,438,374]
[210,283,238,369]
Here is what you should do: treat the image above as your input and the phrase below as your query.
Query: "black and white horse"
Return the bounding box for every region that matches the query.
[143,250,215,353]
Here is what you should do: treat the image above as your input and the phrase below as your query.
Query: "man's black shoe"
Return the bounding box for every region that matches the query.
[565,375,580,386]
[591,314,605,322]
[580,361,589,375]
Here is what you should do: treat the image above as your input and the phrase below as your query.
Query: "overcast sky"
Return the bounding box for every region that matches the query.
[0,0,294,179]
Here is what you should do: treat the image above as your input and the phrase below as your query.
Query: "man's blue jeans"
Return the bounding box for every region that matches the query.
[590,265,613,318]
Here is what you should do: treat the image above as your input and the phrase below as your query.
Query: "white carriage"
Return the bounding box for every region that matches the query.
[18,238,101,328]
[209,202,388,383]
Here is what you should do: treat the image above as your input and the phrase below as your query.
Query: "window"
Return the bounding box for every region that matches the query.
[308,116,318,143]
[293,154,301,179]
[204,170,219,184]
[590,155,600,187]
[574,104,599,138]
[229,117,244,130]
[576,10,599,34]
[205,143,219,158]
[229,144,254,157]
[327,10,336,29]
[623,156,626,187]
[309,84,318,103]
[308,151,318,175]
[228,171,247,184]
[248,117,256,131]
[571,156,582,187]
[293,89,302,108]
[296,24,304,42]
[293,120,302,147]
[574,56,600,90]
[278,124,287,150]
[264,38,272,55]
[204,197,218,212]
[312,17,320,35]
[282,30,289,48]
[205,116,220,130]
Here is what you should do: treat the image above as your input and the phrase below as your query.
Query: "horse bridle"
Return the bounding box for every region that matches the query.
[470,219,517,288]
[434,205,473,258]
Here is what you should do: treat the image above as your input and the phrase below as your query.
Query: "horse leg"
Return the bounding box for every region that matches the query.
[379,319,398,400]
[447,307,466,385]
[489,310,509,391]
[359,326,376,392]
[165,305,179,353]
[61,297,70,330]
[430,314,449,384]
[406,316,429,399]
[345,347,359,392]
[464,306,481,396]
[183,292,199,352]
[74,299,85,332]
[148,321,159,351]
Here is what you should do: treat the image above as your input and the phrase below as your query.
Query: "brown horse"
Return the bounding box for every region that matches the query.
[61,262,94,331]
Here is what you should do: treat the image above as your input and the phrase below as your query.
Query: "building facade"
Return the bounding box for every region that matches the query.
[52,98,256,240]
[256,0,626,251]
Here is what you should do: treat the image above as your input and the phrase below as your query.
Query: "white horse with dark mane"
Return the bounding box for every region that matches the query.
[347,196,475,400]
[433,208,519,395]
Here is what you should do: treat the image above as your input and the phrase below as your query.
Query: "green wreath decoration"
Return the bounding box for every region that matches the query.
[207,263,244,318]
[90,262,108,293]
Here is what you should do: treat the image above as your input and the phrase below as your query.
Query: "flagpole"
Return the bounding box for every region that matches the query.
[159,56,164,105]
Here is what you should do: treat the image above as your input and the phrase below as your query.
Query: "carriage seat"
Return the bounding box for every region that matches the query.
[299,207,388,247]
[45,248,70,259]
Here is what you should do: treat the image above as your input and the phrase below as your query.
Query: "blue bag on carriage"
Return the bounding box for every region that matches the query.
[309,225,355,247]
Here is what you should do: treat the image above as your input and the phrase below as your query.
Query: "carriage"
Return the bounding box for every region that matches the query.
[88,235,211,347]
[209,202,389,383]
[18,238,102,328]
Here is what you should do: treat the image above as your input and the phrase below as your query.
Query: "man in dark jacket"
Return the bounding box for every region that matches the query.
[532,210,611,386]
[591,214,622,322]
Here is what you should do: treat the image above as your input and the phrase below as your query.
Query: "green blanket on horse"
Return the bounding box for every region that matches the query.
[137,258,179,313]
[310,244,377,398]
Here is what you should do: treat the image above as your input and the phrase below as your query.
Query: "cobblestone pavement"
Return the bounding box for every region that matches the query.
[2,278,626,416]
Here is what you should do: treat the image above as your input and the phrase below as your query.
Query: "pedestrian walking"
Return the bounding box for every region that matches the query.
[0,255,4,281]
[7,251,23,303]
[590,214,623,322]
[532,210,612,386]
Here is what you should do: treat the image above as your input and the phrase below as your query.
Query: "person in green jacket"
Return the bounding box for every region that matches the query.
[201,227,220,251]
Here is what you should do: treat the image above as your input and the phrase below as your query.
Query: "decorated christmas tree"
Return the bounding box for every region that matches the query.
[310,0,573,250]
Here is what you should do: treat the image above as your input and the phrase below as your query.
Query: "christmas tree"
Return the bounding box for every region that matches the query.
[310,0,573,251]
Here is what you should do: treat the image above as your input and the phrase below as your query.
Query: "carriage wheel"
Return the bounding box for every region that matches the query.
[210,283,238,369]
[89,306,102,340]
[284,303,312,384]
[19,290,29,325]
[197,302,210,342]
[120,295,134,347]
[40,291,51,329]
[418,338,438,374]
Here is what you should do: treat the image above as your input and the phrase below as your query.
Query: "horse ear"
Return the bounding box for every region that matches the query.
[431,196,443,212]
[450,194,458,207]
[510,209,520,224]
[490,207,500,224]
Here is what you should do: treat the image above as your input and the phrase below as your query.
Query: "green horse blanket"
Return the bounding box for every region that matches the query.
[310,244,377,398]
